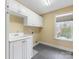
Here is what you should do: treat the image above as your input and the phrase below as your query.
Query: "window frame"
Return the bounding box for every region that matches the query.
[55,12,73,41]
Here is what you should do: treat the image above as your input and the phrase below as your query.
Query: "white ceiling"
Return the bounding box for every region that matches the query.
[17,0,73,15]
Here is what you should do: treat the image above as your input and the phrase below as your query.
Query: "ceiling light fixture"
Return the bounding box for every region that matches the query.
[43,0,51,6]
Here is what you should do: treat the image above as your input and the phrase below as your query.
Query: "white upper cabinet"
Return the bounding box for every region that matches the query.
[7,0,19,13]
[7,0,26,15]
[7,0,43,27]
[24,12,43,27]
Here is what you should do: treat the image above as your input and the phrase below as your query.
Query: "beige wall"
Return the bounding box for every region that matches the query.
[10,14,24,32]
[24,27,41,44]
[10,14,40,44]
[39,6,73,49]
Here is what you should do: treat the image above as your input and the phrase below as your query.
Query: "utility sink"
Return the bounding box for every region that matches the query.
[9,33,33,42]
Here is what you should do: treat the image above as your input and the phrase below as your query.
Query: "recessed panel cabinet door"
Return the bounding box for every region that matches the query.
[26,38,33,59]
[22,38,33,59]
[22,39,27,59]
[10,40,23,59]
[13,41,22,59]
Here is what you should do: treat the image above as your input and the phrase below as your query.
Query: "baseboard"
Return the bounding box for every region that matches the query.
[33,42,40,47]
[39,41,73,52]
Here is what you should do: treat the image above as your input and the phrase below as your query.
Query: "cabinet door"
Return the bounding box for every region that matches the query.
[10,42,14,59]
[22,39,27,59]
[26,38,33,58]
[10,41,23,59]
[12,40,23,59]
[38,16,43,27]
[8,0,19,13]
[22,38,33,59]
[24,12,43,27]
[7,0,27,16]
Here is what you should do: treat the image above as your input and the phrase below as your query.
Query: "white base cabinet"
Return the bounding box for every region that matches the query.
[9,38,33,59]
[10,40,22,59]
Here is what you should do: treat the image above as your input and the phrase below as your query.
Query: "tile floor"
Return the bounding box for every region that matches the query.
[32,44,73,59]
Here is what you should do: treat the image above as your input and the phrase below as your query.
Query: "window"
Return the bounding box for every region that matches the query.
[55,13,73,41]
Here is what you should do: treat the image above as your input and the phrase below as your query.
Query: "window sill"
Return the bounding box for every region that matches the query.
[55,37,73,41]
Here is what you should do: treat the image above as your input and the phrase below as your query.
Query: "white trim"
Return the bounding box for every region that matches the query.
[6,12,10,59]
[39,41,73,52]
[33,42,40,47]
[55,37,73,41]
[56,12,73,17]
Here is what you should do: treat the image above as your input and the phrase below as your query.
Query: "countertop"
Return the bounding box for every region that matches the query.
[9,34,33,42]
